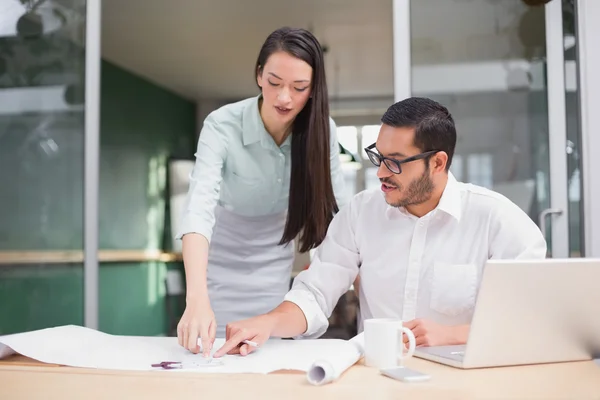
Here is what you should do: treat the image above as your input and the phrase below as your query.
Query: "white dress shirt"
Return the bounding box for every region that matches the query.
[285,173,547,338]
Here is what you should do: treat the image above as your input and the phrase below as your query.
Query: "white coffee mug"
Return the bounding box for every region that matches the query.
[363,318,416,369]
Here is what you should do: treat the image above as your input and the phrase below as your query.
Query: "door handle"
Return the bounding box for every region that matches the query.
[538,208,563,239]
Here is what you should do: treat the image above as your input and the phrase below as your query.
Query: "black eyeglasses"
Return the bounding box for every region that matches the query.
[364,143,439,174]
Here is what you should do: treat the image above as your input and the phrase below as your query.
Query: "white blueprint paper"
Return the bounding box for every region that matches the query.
[0,325,362,380]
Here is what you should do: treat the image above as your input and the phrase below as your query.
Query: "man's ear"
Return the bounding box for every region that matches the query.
[432,151,448,173]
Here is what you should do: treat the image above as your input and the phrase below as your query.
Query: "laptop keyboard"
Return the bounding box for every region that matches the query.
[417,346,466,362]
[442,350,465,361]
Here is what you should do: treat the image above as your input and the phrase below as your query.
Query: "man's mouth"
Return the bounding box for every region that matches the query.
[381,182,397,193]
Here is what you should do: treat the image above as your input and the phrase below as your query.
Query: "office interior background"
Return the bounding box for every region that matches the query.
[0,0,599,338]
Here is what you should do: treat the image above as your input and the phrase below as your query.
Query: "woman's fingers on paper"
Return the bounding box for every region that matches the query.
[182,324,189,351]
[177,323,183,347]
[209,320,217,350]
[200,324,211,357]
[187,325,200,354]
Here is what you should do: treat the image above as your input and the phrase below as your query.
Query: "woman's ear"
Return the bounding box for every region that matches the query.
[256,66,263,88]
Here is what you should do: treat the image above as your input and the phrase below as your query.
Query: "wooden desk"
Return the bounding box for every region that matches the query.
[1,355,599,399]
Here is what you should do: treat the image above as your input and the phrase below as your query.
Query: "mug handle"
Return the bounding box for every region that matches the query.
[397,326,416,361]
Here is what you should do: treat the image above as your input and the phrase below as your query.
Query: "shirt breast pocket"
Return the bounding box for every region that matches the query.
[228,171,263,186]
[222,171,269,210]
[430,262,478,317]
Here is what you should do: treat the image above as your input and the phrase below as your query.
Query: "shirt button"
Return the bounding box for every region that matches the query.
[277,178,282,183]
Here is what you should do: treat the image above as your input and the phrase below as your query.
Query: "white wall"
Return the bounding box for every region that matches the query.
[407,90,539,190]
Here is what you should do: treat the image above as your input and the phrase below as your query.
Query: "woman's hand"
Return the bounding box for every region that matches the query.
[177,297,217,357]
[178,234,214,356]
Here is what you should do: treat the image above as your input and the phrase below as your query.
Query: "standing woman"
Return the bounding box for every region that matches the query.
[175,27,347,355]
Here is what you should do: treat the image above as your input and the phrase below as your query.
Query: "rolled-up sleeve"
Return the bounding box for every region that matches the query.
[328,118,349,209]
[175,114,228,243]
[284,193,362,338]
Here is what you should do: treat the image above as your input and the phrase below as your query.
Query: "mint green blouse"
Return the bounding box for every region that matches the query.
[176,95,348,243]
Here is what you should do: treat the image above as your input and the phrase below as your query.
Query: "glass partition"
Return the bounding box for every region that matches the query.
[0,0,94,334]
[408,0,578,257]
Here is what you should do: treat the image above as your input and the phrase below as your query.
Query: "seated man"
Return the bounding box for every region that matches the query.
[213,97,547,358]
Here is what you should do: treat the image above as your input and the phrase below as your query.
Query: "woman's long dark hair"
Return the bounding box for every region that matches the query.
[255,27,338,253]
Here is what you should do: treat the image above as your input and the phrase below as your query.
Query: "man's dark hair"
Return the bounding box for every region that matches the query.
[381,97,457,170]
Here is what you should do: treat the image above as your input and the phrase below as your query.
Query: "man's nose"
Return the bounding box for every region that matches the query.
[376,162,392,179]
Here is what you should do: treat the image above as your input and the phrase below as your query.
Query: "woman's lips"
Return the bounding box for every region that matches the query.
[275,106,291,116]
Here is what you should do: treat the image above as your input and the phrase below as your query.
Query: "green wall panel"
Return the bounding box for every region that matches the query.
[0,262,182,336]
[99,262,168,336]
[0,265,84,335]
[0,59,195,336]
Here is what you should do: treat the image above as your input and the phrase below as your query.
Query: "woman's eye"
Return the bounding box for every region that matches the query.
[268,80,279,87]
[295,87,308,92]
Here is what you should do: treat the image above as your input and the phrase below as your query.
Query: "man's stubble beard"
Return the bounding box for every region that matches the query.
[387,168,435,209]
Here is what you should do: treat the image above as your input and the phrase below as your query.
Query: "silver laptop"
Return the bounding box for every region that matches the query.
[414,258,600,369]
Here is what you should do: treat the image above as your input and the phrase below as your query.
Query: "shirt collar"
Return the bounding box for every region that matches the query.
[436,172,462,222]
[384,172,462,222]
[242,94,292,150]
[242,94,267,146]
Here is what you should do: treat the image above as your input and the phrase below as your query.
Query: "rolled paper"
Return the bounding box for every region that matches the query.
[306,332,365,386]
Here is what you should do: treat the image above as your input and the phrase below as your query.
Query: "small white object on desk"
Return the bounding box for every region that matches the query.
[380,366,431,382]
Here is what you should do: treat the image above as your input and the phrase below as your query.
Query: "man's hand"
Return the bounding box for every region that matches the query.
[212,315,276,358]
[403,319,470,347]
